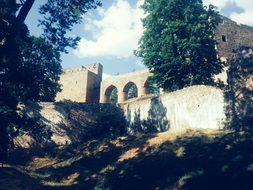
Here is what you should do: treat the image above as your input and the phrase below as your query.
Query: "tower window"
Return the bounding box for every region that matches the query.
[222,35,227,42]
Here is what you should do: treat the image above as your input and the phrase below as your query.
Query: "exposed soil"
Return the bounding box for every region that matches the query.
[1,129,253,190]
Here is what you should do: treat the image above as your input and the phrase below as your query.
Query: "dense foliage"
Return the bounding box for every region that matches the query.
[127,84,138,99]
[0,0,100,162]
[39,0,101,53]
[109,88,118,104]
[136,0,224,91]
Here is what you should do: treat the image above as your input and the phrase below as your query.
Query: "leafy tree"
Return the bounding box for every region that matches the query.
[0,0,101,52]
[19,37,62,101]
[127,84,138,99]
[0,0,100,163]
[136,0,224,91]
[145,78,160,95]
[109,88,118,104]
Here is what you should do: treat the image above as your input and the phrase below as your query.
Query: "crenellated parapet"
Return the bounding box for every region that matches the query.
[63,66,87,74]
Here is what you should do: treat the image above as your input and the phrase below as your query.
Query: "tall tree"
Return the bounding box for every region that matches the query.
[0,0,100,163]
[136,0,224,91]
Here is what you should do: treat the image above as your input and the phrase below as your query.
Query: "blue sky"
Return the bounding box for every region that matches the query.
[25,0,253,75]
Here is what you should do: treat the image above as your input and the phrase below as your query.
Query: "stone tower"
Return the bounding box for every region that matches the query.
[55,63,103,103]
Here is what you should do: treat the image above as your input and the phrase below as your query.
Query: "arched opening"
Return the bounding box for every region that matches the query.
[123,82,138,100]
[104,85,118,104]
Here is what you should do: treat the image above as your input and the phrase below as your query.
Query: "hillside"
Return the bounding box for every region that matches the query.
[1,129,253,190]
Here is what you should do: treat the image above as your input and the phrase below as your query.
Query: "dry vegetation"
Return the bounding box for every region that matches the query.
[1,129,253,190]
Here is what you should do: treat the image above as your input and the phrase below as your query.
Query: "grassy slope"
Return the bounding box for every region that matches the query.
[1,129,253,190]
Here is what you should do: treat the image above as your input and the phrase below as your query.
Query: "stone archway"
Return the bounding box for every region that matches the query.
[102,85,118,103]
[123,82,138,101]
[144,79,160,95]
[100,69,152,103]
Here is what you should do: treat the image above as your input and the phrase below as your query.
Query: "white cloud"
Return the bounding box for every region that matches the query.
[75,0,253,59]
[229,0,253,26]
[204,0,253,26]
[74,0,144,58]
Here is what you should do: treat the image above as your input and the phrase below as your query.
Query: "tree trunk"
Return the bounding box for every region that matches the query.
[14,0,35,29]
[0,0,35,48]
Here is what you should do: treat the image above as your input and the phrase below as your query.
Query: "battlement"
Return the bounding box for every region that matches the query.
[63,63,103,75]
[221,16,253,31]
[63,66,87,74]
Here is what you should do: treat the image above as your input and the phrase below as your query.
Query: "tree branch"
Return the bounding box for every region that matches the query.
[0,0,35,48]
[15,0,35,29]
[19,0,25,5]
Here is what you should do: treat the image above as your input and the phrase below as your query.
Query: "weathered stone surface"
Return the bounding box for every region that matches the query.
[19,85,226,147]
[121,85,226,133]
[215,16,253,60]
[55,16,253,104]
[226,47,253,128]
[100,69,151,103]
[55,63,102,103]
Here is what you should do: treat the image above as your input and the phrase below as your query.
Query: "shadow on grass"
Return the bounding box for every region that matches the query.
[0,167,43,190]
[98,131,253,190]
[5,132,155,190]
[39,134,155,190]
[3,130,253,190]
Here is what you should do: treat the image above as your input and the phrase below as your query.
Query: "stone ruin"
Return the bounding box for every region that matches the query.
[56,16,253,104]
[216,16,253,60]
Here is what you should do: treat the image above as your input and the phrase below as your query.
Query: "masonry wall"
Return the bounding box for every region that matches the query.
[55,68,88,102]
[16,85,227,148]
[120,85,226,134]
[100,70,151,103]
[55,64,103,103]
[86,65,103,103]
[215,16,253,59]
[86,71,100,103]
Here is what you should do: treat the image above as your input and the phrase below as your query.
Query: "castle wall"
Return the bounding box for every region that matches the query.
[55,16,253,104]
[86,70,102,103]
[55,67,88,102]
[121,85,226,134]
[17,102,125,147]
[55,63,103,103]
[100,70,151,103]
[18,85,226,148]
[215,16,253,60]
